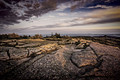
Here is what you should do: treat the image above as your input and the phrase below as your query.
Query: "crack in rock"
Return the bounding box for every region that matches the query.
[70,45,103,77]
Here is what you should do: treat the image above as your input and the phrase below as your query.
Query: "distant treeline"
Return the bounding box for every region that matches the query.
[0,33,70,39]
[0,33,43,39]
[45,33,70,38]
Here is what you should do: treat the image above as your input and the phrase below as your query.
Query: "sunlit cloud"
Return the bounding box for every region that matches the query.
[87,5,113,9]
[56,1,79,11]
[57,13,67,16]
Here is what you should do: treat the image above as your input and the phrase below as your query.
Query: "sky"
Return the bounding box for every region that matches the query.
[0,0,120,35]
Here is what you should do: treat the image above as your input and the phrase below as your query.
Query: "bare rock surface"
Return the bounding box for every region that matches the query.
[90,42,120,59]
[0,47,28,60]
[0,52,9,60]
[71,48,98,68]
[0,41,120,80]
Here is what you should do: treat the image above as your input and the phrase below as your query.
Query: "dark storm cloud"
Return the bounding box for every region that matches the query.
[0,0,59,26]
[85,0,120,7]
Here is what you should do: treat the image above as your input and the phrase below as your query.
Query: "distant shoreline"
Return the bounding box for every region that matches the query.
[42,34,120,38]
[65,34,120,38]
[1,33,120,38]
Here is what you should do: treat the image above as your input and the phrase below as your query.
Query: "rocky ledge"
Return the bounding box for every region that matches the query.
[0,39,120,80]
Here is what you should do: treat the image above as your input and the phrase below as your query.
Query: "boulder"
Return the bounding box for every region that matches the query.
[0,47,28,60]
[9,48,28,59]
[0,47,11,60]
[71,50,97,68]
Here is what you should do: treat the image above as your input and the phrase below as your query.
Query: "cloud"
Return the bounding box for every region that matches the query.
[0,0,58,26]
[87,5,113,9]
[88,7,120,18]
[56,1,79,11]
[70,18,120,27]
[57,13,67,16]
[70,7,120,25]
[1,0,120,35]
[1,0,120,26]
[6,6,120,31]
[48,15,55,18]
[40,7,120,28]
